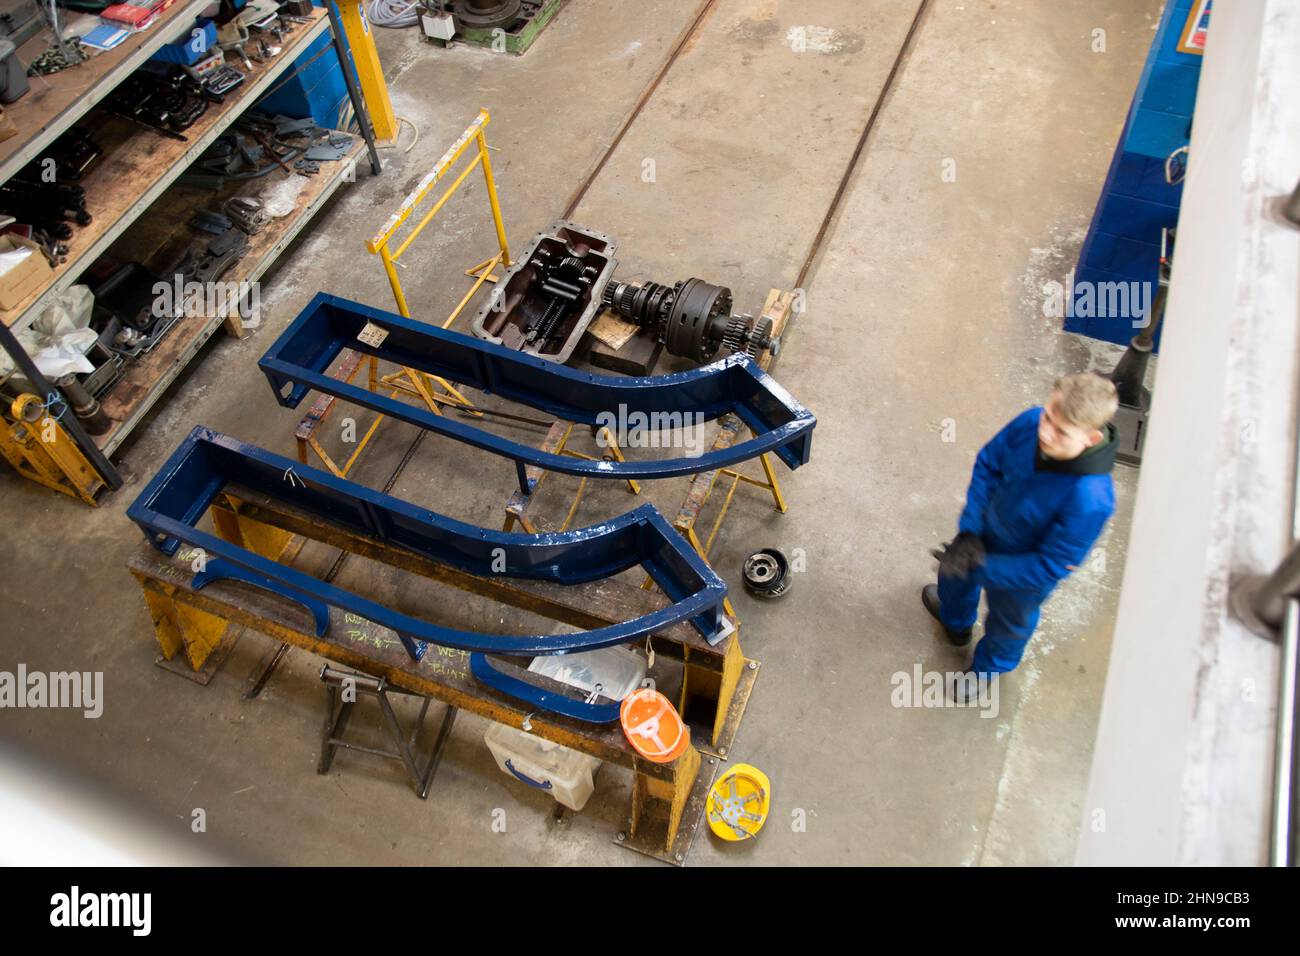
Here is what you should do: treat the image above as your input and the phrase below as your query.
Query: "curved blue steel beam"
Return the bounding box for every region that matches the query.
[258,293,815,489]
[470,653,622,724]
[127,428,728,654]
[194,559,331,637]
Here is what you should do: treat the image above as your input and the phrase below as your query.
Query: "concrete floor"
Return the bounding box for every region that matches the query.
[0,0,1159,865]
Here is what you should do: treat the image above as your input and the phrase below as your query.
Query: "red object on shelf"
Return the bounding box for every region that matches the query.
[102,0,179,29]
[101,5,159,28]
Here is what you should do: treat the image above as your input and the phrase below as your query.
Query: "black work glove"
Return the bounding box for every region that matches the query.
[930,532,986,580]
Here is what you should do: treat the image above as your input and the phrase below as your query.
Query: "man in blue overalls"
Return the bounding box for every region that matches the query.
[923,373,1119,692]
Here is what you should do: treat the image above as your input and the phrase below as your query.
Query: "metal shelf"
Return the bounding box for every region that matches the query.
[0,10,332,335]
[0,0,212,186]
[0,1,380,494]
[93,139,365,456]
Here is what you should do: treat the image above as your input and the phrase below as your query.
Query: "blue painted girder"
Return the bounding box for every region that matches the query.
[258,293,816,489]
[128,427,728,655]
[470,653,622,723]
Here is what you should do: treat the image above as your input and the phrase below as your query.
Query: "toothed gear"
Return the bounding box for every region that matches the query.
[615,283,638,312]
[745,316,774,357]
[721,314,749,355]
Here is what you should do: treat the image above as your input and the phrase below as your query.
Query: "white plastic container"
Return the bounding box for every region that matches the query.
[485,647,646,812]
[483,722,602,812]
[527,645,646,703]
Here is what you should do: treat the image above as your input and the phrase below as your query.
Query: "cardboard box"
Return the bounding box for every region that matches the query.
[0,235,53,312]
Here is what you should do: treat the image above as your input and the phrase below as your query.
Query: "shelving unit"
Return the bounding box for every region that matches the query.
[0,3,381,494]
[94,138,365,455]
[0,0,211,185]
[1,9,333,334]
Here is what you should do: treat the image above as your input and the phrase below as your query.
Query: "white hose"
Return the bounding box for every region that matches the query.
[367,0,420,28]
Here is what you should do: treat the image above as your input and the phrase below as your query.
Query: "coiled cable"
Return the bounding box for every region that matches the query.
[367,0,419,28]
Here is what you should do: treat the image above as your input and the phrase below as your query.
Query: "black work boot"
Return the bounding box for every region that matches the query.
[921,584,972,646]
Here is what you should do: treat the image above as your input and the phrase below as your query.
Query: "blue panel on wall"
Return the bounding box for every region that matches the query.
[1106,152,1183,205]
[1140,62,1202,117]
[1127,111,1194,158]
[1095,194,1178,243]
[1069,0,1205,345]
[1083,233,1161,275]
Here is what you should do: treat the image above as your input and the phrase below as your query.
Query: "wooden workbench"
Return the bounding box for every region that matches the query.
[211,483,755,752]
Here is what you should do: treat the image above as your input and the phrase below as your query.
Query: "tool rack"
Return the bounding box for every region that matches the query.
[0,2,381,495]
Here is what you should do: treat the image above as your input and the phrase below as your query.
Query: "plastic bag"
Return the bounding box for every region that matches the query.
[0,326,40,378]
[0,286,98,378]
[31,329,97,378]
[0,245,34,279]
[261,176,309,218]
[31,285,94,341]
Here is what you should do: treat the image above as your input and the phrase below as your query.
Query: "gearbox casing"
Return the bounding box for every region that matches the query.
[470,220,617,364]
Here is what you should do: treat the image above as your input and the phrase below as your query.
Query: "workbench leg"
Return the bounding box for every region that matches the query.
[630,743,701,854]
[135,577,231,672]
[417,704,458,799]
[211,494,296,560]
[680,631,746,750]
[139,579,184,662]
[758,452,788,513]
[378,687,426,793]
[319,684,352,774]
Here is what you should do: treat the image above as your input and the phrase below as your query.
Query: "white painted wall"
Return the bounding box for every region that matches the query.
[1077,0,1300,865]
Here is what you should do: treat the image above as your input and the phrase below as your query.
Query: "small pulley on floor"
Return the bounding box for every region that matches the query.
[742,548,791,599]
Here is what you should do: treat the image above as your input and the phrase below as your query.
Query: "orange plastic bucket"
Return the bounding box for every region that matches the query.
[619,688,689,763]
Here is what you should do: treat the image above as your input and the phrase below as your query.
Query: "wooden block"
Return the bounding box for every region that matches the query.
[295,348,367,442]
[588,311,639,350]
[588,330,663,377]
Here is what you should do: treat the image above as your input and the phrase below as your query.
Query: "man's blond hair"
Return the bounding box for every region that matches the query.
[1052,372,1118,431]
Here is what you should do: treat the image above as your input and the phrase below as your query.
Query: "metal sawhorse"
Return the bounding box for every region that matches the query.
[318,664,458,799]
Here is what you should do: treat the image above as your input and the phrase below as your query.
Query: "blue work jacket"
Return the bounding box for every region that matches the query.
[958,407,1117,594]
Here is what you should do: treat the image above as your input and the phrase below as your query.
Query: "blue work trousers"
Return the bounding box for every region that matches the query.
[938,573,1051,676]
